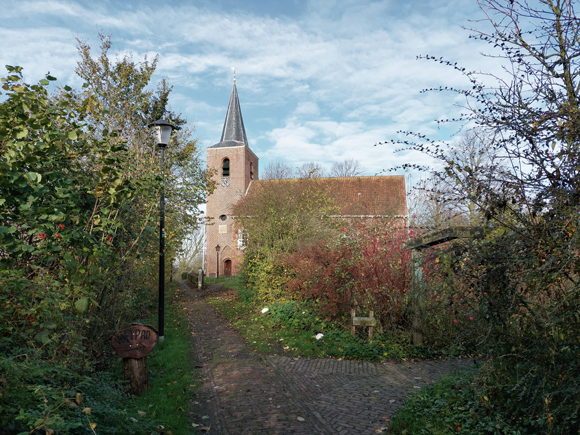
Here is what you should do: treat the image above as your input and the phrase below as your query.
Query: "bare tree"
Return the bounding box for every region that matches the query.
[296,161,326,178]
[330,159,365,177]
[434,127,505,226]
[261,161,294,180]
[406,128,505,229]
[407,177,463,230]
[174,228,204,278]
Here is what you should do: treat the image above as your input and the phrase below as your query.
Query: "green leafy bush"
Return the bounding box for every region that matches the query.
[0,352,161,434]
[390,364,580,435]
[0,36,207,431]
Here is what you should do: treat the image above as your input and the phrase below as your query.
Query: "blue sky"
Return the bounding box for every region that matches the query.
[1,0,504,178]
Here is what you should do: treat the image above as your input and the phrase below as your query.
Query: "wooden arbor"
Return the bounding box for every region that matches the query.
[403,227,476,345]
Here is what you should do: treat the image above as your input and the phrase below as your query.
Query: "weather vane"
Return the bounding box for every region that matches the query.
[231,67,236,82]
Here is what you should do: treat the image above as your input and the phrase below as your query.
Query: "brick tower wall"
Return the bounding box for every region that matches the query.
[206,145,259,277]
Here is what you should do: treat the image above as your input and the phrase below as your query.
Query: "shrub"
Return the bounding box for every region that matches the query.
[282,223,412,330]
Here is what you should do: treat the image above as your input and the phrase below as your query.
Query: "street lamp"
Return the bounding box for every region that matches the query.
[216,245,221,278]
[149,118,176,341]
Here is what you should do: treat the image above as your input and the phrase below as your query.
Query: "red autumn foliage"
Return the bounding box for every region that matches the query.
[282,222,417,329]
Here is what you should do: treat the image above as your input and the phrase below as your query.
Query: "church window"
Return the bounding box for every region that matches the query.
[219,214,227,221]
[223,158,230,176]
[250,162,254,180]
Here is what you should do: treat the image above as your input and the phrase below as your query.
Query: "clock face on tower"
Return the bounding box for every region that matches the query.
[221,178,230,187]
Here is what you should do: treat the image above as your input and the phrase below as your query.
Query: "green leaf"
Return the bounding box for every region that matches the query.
[21,244,34,252]
[75,297,89,314]
[15,128,27,139]
[43,321,57,329]
[34,330,51,344]
[68,131,78,140]
[0,227,8,234]
[39,79,49,86]
[25,172,40,183]
[46,75,57,81]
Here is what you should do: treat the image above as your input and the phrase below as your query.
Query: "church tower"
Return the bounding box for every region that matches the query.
[206,82,258,277]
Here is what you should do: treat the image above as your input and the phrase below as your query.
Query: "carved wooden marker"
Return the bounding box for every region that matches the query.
[111,324,158,395]
[351,309,377,340]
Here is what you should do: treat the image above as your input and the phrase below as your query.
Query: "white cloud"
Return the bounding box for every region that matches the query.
[1,0,511,184]
[264,119,437,176]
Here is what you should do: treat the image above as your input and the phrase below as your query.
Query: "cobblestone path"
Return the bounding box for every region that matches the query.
[177,281,471,435]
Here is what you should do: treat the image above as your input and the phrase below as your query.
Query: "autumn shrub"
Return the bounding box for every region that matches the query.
[241,221,474,351]
[282,223,413,331]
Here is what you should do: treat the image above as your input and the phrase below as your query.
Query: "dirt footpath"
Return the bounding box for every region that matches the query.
[177,280,471,435]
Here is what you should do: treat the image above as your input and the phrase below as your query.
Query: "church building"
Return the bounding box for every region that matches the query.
[205,83,408,277]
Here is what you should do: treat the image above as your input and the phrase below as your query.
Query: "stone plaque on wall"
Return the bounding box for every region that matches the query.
[219,225,227,234]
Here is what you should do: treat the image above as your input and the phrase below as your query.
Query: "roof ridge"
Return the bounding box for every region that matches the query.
[254,175,403,182]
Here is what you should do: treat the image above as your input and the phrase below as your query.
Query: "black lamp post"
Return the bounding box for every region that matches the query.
[216,245,221,278]
[149,118,176,341]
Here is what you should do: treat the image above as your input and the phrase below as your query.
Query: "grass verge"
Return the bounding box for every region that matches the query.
[203,276,236,286]
[103,281,198,435]
[206,277,442,362]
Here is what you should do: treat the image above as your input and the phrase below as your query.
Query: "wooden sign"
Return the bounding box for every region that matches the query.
[112,324,158,359]
[352,317,377,327]
[351,309,376,339]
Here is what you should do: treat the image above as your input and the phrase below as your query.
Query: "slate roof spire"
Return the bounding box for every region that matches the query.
[210,82,248,148]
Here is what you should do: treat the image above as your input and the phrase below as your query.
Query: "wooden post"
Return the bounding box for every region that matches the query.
[112,324,158,396]
[411,249,424,346]
[198,268,203,290]
[351,309,356,336]
[123,356,149,395]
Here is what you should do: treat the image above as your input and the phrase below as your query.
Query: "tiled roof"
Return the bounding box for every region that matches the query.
[209,83,248,149]
[247,176,407,217]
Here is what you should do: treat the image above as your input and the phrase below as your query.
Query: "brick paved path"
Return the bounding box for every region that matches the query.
[178,281,471,434]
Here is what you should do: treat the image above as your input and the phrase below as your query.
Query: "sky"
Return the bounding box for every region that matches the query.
[1,0,505,179]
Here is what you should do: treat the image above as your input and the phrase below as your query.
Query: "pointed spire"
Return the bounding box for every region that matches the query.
[217,83,248,147]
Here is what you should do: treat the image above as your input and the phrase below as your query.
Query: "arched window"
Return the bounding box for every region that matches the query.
[250,162,254,180]
[222,158,230,176]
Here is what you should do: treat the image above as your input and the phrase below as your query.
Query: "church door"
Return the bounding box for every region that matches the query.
[224,260,232,276]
